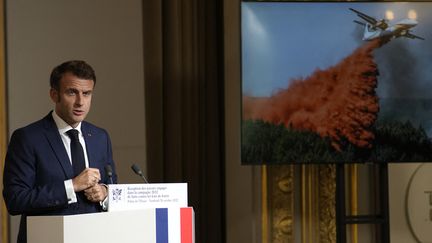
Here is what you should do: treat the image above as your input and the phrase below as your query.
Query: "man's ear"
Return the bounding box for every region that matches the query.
[49,88,58,102]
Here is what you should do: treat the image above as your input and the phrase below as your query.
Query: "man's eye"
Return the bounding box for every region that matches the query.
[66,90,76,95]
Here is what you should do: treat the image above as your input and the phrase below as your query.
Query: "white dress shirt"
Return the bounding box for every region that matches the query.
[52,111,89,204]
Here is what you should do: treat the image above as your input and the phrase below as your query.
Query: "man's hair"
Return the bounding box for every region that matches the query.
[50,60,96,90]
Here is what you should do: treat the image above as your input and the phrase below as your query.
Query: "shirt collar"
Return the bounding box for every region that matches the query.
[52,110,82,135]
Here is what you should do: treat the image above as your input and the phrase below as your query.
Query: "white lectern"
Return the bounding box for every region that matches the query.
[27,207,194,243]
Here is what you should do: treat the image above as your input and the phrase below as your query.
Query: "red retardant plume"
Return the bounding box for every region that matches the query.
[243,38,389,151]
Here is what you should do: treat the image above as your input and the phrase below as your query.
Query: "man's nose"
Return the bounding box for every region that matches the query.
[75,94,83,106]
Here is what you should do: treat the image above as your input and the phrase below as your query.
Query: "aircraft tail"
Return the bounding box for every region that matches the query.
[362,23,377,41]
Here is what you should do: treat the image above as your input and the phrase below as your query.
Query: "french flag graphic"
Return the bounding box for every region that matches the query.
[155,207,195,243]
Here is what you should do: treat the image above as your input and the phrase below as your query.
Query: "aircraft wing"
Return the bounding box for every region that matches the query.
[353,20,366,26]
[349,8,378,25]
[405,32,425,40]
[349,8,388,30]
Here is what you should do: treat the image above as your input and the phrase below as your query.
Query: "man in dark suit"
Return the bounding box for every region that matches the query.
[3,60,117,243]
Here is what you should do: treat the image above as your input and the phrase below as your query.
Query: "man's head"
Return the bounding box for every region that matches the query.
[49,60,96,128]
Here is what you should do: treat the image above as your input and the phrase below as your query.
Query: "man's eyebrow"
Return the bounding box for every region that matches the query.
[64,88,93,94]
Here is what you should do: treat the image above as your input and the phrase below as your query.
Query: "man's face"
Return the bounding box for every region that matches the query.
[50,72,95,127]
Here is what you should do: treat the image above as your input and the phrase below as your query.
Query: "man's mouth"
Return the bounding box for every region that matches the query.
[73,110,84,116]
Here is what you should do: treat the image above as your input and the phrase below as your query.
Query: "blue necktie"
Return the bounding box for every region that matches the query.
[66,129,86,177]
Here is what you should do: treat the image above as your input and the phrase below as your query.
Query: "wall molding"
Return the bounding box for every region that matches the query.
[266,165,336,243]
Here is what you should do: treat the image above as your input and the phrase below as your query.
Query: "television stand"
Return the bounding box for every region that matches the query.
[335,163,390,243]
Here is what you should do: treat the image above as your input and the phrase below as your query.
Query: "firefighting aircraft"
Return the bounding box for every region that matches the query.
[349,8,424,41]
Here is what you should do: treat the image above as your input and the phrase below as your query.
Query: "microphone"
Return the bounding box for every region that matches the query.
[105,165,114,184]
[131,163,149,183]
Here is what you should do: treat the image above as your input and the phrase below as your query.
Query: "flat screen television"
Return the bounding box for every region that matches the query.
[241,1,432,164]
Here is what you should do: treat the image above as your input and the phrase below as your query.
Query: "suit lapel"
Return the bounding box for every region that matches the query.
[81,122,96,167]
[43,113,74,179]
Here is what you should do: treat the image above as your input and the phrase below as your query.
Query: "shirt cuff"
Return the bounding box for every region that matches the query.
[64,179,77,204]
[99,184,109,211]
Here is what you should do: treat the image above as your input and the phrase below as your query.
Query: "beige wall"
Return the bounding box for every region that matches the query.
[6,0,146,242]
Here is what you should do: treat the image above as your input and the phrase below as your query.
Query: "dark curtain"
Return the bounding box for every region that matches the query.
[142,1,225,242]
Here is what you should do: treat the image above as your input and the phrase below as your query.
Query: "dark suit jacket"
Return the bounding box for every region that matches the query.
[3,112,117,243]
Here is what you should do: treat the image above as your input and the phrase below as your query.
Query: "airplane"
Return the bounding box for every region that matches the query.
[349,8,424,41]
